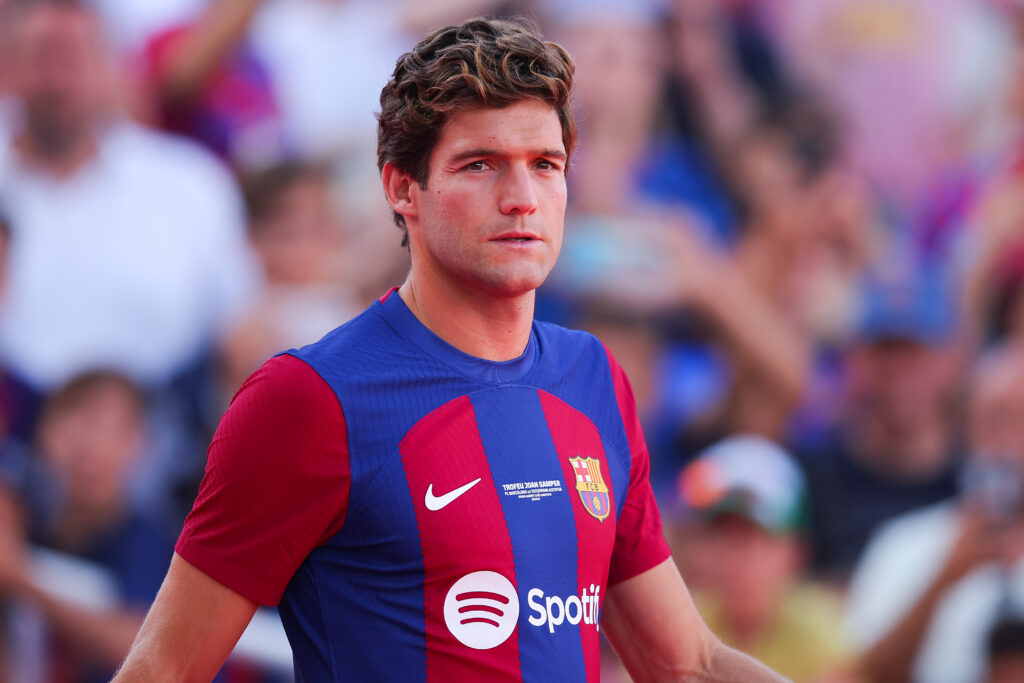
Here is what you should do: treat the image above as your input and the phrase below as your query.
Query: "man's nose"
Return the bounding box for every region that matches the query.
[498,164,539,216]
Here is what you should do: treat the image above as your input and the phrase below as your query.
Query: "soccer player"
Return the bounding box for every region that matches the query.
[115,18,788,682]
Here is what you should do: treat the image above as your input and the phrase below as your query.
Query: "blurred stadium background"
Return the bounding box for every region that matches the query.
[3,0,1024,681]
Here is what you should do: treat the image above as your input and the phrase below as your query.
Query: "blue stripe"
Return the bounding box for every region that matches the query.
[471,387,586,682]
[529,326,633,521]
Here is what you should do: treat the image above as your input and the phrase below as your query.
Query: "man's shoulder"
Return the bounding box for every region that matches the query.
[865,500,958,556]
[849,501,958,601]
[221,353,345,443]
[533,319,608,363]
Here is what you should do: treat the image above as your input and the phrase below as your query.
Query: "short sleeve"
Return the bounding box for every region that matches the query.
[604,347,672,585]
[176,354,349,605]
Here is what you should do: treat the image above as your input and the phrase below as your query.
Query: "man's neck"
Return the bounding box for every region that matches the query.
[851,417,951,481]
[398,276,535,362]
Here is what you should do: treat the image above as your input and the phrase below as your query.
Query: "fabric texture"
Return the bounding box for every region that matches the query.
[178,290,670,681]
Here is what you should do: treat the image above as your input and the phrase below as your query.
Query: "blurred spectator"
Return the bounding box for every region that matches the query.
[0,209,8,295]
[547,6,810,485]
[724,103,883,454]
[139,0,287,169]
[846,341,1024,683]
[959,134,1024,352]
[777,0,1013,208]
[88,0,205,55]
[730,111,877,342]
[248,0,411,160]
[552,210,810,491]
[0,0,260,404]
[663,0,763,229]
[220,160,361,396]
[0,210,38,448]
[726,112,885,450]
[0,370,174,682]
[555,3,736,241]
[0,0,16,99]
[671,435,854,683]
[797,264,962,579]
[927,8,1024,362]
[907,3,1024,281]
[987,617,1024,683]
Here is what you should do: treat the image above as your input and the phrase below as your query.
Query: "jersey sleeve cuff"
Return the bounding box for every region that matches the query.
[175,536,285,606]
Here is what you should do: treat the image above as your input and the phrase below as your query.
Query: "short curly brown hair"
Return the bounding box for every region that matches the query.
[377,17,576,245]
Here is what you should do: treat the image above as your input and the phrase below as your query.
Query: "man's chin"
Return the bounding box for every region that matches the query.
[480,269,552,299]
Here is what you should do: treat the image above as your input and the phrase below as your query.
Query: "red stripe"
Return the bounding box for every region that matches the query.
[602,345,672,585]
[400,395,521,681]
[538,391,617,683]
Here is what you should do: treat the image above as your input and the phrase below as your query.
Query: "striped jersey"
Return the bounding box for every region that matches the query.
[177,289,670,681]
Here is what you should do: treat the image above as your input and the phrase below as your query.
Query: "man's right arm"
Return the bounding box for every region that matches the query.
[116,353,350,679]
[114,553,258,681]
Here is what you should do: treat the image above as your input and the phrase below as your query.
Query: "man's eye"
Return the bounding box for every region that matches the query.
[535,160,560,171]
[466,161,488,171]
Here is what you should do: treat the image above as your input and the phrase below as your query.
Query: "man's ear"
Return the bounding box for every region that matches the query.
[382,162,418,224]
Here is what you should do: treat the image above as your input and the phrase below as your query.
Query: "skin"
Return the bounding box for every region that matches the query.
[0,385,149,669]
[383,98,568,361]
[9,3,112,175]
[856,345,1024,683]
[115,100,788,682]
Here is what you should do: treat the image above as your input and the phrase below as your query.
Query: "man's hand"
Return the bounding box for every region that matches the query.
[944,507,1024,582]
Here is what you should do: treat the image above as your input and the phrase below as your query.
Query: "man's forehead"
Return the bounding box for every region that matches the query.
[436,101,566,155]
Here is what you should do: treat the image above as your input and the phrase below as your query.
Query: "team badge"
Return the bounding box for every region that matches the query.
[570,457,610,522]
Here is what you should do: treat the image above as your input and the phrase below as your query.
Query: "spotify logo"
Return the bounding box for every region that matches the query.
[443,571,520,650]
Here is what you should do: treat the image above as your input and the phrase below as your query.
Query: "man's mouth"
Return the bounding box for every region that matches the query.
[492,233,539,242]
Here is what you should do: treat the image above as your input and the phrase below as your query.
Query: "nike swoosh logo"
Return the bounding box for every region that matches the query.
[425,478,482,511]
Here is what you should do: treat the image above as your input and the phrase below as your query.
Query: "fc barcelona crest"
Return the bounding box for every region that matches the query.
[570,457,610,522]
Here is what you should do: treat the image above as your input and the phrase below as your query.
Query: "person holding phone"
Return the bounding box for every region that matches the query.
[848,342,1024,683]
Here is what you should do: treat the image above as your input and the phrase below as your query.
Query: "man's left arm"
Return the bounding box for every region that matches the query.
[601,557,790,683]
[599,349,787,680]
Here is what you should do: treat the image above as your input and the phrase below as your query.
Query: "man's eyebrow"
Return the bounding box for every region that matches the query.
[447,148,568,163]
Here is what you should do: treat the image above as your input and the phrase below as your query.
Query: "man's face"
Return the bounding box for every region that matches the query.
[39,383,141,511]
[848,337,955,425]
[10,5,110,153]
[251,174,341,286]
[969,353,1024,462]
[406,99,568,299]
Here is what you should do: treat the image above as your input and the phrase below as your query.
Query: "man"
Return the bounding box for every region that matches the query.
[0,0,258,403]
[847,342,1024,683]
[0,371,174,680]
[115,18,787,681]
[673,436,853,682]
[798,266,961,577]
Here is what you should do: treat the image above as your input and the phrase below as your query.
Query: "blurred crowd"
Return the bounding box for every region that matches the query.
[2,0,1024,681]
